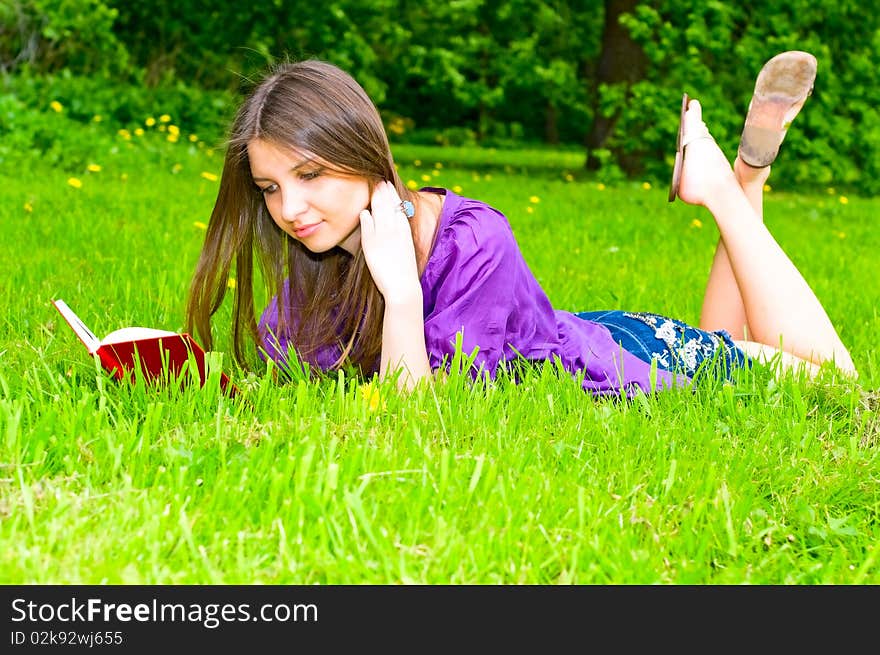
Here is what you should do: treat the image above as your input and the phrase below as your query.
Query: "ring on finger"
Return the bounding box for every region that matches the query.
[398,200,415,219]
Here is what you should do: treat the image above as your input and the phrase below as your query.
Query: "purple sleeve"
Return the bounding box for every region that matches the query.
[422,208,543,377]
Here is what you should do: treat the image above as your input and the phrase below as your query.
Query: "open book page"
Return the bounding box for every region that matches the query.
[52,299,101,352]
[53,299,177,350]
[101,327,178,345]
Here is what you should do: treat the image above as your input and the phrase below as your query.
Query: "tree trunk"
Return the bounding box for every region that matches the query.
[585,0,648,172]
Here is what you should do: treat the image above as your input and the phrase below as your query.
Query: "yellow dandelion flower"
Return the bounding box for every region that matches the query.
[691,218,703,228]
[168,125,180,136]
[526,206,534,214]
[359,384,386,412]
[194,221,207,230]
[117,129,131,139]
[188,134,198,142]
[839,196,849,205]
[596,183,606,191]
[158,124,167,132]
[414,159,421,166]
[565,174,574,182]
[452,185,463,193]
[406,179,418,190]
[431,169,440,177]
[826,187,836,195]
[484,174,492,180]
[421,174,431,182]
[641,182,651,190]
[145,117,156,127]
[134,128,144,136]
[87,163,101,172]
[434,162,443,169]
[227,279,236,289]
[67,177,82,189]
[50,101,63,113]
[529,195,540,203]
[835,231,846,239]
[201,171,218,181]
[24,202,33,213]
[92,115,102,123]
[172,163,183,173]
[159,114,171,123]
[206,149,214,157]
[167,133,179,143]
[120,173,128,181]
[763,184,772,192]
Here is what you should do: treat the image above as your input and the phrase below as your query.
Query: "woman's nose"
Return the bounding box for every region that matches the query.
[280,187,308,222]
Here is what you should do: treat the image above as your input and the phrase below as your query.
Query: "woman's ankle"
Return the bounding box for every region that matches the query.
[734,155,771,188]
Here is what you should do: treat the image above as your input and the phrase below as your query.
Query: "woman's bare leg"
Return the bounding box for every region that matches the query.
[699,160,770,339]
[698,51,817,342]
[678,100,856,376]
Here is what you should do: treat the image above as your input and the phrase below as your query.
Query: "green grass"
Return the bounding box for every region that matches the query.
[1,127,879,584]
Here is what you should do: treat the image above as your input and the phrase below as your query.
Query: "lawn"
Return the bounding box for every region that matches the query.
[1,126,878,584]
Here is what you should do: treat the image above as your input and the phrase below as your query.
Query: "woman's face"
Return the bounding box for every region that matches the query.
[247,138,370,255]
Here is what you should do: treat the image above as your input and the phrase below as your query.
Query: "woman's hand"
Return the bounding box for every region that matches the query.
[359,181,421,304]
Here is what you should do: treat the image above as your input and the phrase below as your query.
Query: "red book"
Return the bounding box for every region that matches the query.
[52,299,235,396]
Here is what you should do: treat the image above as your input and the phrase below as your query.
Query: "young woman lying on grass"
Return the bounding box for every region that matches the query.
[186,52,856,398]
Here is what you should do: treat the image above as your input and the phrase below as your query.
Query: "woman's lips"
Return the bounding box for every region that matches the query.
[294,222,321,238]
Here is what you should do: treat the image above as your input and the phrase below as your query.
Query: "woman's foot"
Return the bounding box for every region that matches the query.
[675,99,738,208]
[738,51,817,168]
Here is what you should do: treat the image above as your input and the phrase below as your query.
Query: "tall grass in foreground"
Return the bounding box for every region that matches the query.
[1,139,878,584]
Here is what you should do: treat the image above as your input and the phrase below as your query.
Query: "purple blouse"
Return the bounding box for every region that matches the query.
[259,188,682,397]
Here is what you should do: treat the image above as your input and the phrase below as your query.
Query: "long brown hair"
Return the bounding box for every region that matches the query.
[186,60,412,375]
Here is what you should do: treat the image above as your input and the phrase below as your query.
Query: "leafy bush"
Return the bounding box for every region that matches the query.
[0,0,128,75]
[610,0,880,194]
[401,126,479,147]
[4,0,880,194]
[0,77,234,173]
[4,72,237,148]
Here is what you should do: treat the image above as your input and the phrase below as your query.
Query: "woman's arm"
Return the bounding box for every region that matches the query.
[359,181,432,390]
[380,292,432,390]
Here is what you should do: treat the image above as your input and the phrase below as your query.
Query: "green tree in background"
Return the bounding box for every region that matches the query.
[382,0,598,146]
[2,0,879,193]
[614,0,880,190]
[0,0,128,75]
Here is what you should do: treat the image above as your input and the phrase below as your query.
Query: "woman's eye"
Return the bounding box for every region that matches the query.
[260,184,278,195]
[299,170,321,181]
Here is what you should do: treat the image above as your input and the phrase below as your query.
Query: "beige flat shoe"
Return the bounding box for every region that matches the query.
[738,51,817,168]
[668,93,713,202]
[668,92,689,202]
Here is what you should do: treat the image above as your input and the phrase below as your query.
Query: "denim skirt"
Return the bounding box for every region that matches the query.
[576,310,751,381]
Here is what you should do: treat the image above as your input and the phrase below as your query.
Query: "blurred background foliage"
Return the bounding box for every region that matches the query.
[1,0,879,192]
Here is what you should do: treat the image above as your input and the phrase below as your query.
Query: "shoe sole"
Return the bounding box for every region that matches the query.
[668,92,689,202]
[738,51,817,168]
